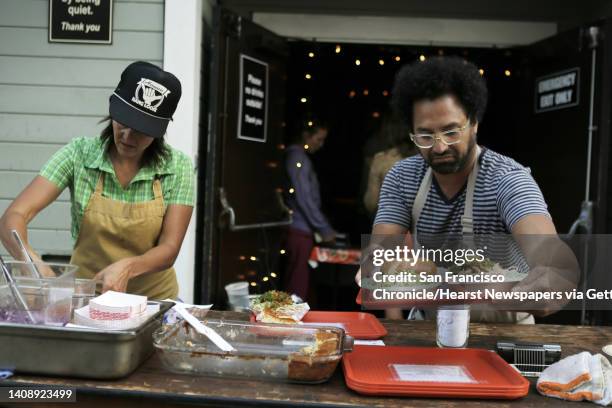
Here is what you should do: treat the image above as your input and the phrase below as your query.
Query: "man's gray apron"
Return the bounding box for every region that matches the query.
[409,146,533,324]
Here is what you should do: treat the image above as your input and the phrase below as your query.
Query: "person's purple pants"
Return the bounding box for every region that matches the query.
[284,227,314,301]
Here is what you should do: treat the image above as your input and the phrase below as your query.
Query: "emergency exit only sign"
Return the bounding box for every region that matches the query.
[535,68,580,113]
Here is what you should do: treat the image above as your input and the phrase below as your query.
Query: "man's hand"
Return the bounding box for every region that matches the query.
[94,258,135,293]
[510,264,578,317]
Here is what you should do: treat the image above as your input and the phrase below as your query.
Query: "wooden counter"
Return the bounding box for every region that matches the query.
[3,310,611,407]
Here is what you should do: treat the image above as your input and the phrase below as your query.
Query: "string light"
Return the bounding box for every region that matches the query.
[348,90,356,98]
[270,272,278,278]
[355,59,361,66]
[394,56,401,62]
[305,73,312,79]
[308,52,315,58]
[300,97,307,103]
[250,256,257,261]
[262,276,269,282]
[504,69,512,77]
[239,256,246,261]
[250,282,257,287]
[335,45,341,54]
[372,112,380,118]
[307,120,313,127]
[378,59,385,66]
[277,144,285,150]
[289,188,295,194]
[382,90,389,97]
[419,54,426,62]
[363,89,369,96]
[280,249,286,255]
[479,69,484,76]
[304,144,310,149]
[296,162,302,168]
[266,161,278,168]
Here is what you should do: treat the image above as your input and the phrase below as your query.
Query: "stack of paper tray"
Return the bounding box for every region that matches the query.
[342,345,529,399]
[0,301,172,379]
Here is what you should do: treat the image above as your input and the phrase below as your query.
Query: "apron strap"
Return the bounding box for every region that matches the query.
[152,178,163,201]
[461,146,482,235]
[94,173,105,195]
[411,167,432,240]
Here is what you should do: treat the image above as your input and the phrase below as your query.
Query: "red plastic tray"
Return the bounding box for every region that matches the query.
[250,311,387,339]
[342,345,529,399]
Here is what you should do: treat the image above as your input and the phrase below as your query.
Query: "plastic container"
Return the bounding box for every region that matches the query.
[0,261,76,326]
[71,278,96,313]
[225,281,250,310]
[342,345,529,399]
[153,319,354,383]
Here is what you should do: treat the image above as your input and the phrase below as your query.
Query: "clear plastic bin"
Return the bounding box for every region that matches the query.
[71,278,96,312]
[153,319,353,383]
[0,261,77,326]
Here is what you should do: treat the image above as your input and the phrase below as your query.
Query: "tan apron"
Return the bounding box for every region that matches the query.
[70,174,178,300]
[412,147,533,324]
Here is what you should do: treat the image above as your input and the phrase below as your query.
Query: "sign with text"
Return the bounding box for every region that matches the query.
[535,68,580,113]
[49,0,113,44]
[238,54,268,143]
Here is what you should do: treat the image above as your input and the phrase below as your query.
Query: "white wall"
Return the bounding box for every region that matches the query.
[253,13,557,47]
[163,0,213,302]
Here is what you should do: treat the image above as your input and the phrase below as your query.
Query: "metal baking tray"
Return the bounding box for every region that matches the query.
[0,301,172,379]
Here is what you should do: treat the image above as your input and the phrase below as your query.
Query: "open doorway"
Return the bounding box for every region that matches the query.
[284,41,524,246]
[202,9,612,324]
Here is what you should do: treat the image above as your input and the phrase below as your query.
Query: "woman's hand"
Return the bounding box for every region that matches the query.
[94,258,135,293]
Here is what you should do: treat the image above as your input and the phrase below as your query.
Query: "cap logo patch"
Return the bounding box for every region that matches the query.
[132,78,171,113]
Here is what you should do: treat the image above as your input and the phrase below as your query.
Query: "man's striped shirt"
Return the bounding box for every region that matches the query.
[374,147,550,270]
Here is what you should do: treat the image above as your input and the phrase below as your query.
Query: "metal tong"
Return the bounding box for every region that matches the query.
[0,254,36,324]
[11,230,42,279]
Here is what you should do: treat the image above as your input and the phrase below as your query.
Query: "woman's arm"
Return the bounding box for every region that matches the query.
[0,176,62,261]
[95,204,193,292]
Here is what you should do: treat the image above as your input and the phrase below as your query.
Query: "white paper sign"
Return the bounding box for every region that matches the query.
[392,364,477,383]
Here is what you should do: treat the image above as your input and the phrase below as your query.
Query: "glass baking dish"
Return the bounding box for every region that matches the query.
[153,319,353,383]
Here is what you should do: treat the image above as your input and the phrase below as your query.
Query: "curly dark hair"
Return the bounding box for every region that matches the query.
[391,56,488,130]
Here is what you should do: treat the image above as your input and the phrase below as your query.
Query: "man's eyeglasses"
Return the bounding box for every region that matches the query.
[409,121,471,148]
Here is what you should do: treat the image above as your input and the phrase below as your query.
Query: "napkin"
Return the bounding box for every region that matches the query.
[537,351,612,406]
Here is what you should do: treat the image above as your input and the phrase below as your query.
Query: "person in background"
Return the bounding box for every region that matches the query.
[363,112,416,215]
[284,121,336,301]
[0,61,194,300]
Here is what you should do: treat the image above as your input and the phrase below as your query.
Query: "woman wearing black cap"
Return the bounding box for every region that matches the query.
[0,61,194,300]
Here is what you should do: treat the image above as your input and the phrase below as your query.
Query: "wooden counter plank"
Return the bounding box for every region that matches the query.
[3,312,612,407]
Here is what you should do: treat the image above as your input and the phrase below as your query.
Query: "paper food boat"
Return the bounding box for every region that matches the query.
[74,304,160,330]
[89,291,147,320]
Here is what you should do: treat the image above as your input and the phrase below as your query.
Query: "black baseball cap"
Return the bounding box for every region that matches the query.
[109,61,182,139]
